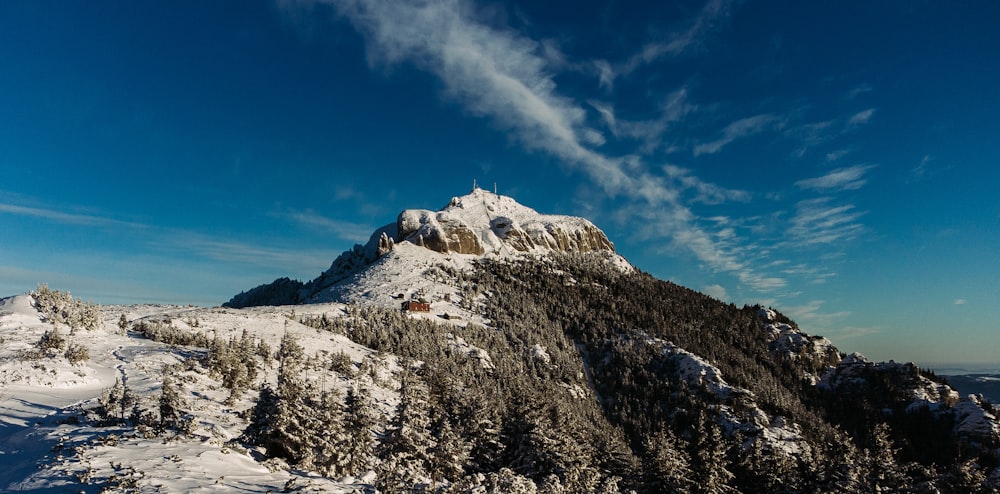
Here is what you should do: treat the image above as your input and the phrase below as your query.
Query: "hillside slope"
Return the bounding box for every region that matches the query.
[3,190,999,492]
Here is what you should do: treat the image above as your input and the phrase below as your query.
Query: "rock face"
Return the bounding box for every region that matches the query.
[395,188,615,255]
[397,209,486,255]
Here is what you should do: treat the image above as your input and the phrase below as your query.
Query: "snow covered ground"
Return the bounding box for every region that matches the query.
[0,293,400,493]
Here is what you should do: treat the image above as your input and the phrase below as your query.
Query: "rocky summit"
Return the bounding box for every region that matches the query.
[396,188,615,256]
[224,188,622,309]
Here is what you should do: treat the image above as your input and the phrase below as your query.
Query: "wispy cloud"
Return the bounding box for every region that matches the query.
[844,83,873,100]
[787,197,865,246]
[286,0,791,294]
[829,326,881,339]
[785,106,876,157]
[847,108,876,126]
[795,164,875,192]
[825,149,851,162]
[590,87,696,153]
[954,299,968,305]
[165,231,334,274]
[703,283,729,300]
[693,113,781,156]
[280,209,374,243]
[0,202,145,229]
[663,164,750,204]
[783,299,852,330]
[596,0,740,89]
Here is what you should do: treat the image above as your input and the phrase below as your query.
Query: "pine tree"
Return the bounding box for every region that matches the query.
[246,332,316,465]
[343,385,378,477]
[691,411,736,494]
[643,428,694,493]
[311,388,348,476]
[865,422,907,492]
[377,369,436,492]
[159,372,190,433]
[428,417,471,485]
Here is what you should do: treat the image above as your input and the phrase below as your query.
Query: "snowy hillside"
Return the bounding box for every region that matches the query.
[5,189,1000,493]
[0,290,398,493]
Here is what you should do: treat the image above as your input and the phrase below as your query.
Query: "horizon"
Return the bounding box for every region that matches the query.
[2,0,998,368]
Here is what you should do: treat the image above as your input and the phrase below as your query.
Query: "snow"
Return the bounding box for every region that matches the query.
[0,293,399,492]
[953,394,1000,440]
[304,188,632,314]
[640,332,811,458]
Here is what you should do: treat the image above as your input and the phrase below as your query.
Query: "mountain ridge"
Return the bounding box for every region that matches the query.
[3,190,999,492]
[224,187,628,309]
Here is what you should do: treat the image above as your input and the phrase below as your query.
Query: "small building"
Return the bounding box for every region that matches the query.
[401,300,431,313]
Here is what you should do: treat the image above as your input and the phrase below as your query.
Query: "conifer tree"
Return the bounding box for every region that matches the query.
[865,422,906,492]
[159,371,192,433]
[643,428,694,494]
[343,385,378,477]
[691,411,736,494]
[377,368,436,492]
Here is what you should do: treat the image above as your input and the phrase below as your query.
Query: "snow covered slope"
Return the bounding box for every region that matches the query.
[226,187,631,309]
[0,292,398,493]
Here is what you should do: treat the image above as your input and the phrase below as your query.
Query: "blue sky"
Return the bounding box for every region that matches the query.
[2,0,999,367]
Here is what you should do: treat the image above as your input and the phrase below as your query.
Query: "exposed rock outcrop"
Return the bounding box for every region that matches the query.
[226,188,622,307]
[397,210,485,255]
[395,188,614,255]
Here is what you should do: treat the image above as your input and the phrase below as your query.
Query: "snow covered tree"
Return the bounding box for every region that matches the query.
[482,468,538,493]
[735,436,800,493]
[691,411,736,494]
[643,428,694,494]
[159,371,193,433]
[245,333,316,465]
[429,417,471,485]
[864,422,907,492]
[310,389,348,477]
[377,368,436,492]
[343,385,378,477]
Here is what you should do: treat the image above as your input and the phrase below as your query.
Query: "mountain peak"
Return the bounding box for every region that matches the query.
[396,187,614,256]
[224,188,625,309]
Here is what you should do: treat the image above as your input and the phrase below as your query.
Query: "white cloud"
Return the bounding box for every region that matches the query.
[954,299,968,305]
[628,89,696,151]
[788,197,865,246]
[703,284,728,300]
[848,108,876,126]
[783,299,852,331]
[908,155,931,183]
[596,0,739,89]
[795,164,875,192]
[825,149,850,162]
[281,209,375,243]
[694,113,781,156]
[663,164,750,204]
[844,83,873,100]
[165,231,334,274]
[0,202,145,229]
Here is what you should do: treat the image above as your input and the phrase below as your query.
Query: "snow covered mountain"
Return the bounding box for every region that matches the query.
[225,187,629,309]
[3,189,999,493]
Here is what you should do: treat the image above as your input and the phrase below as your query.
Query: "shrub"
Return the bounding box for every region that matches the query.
[38,328,66,352]
[32,284,100,331]
[64,343,90,365]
